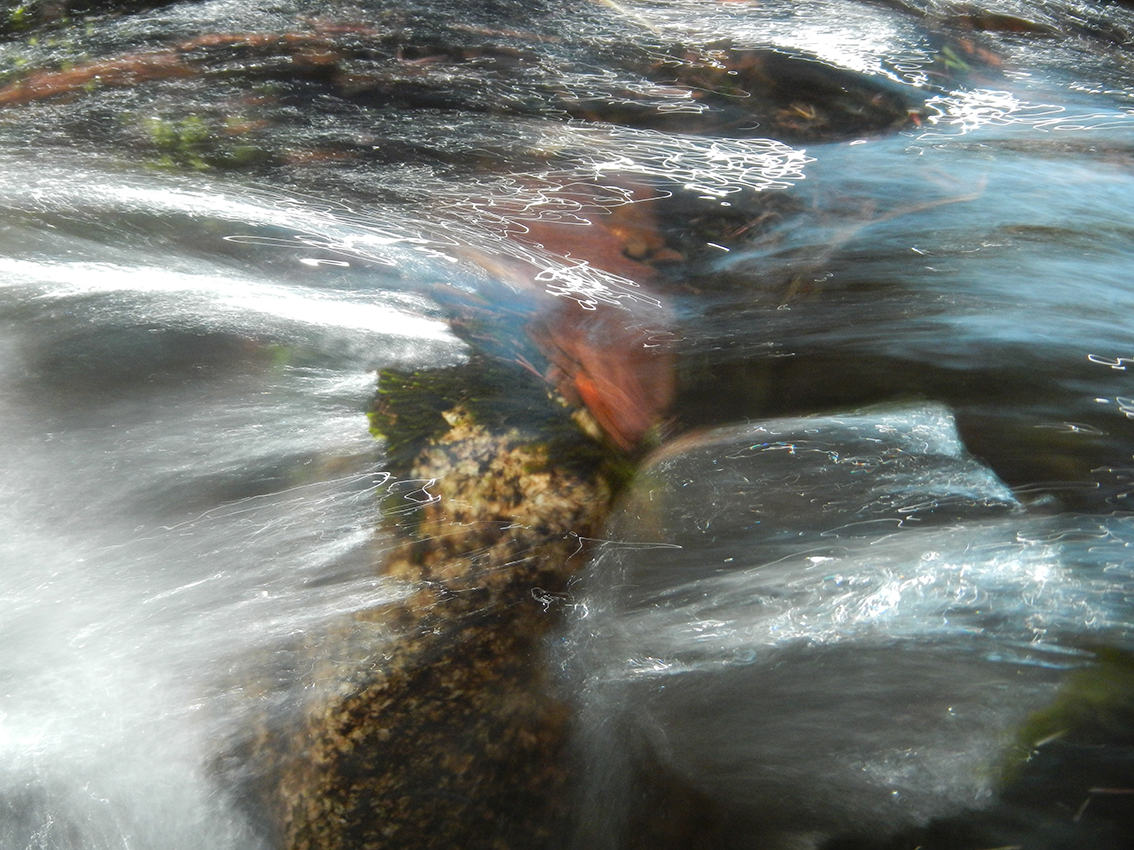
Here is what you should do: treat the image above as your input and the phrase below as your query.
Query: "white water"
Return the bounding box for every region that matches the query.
[0,160,473,848]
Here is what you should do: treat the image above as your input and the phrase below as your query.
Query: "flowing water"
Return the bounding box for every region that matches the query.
[0,0,1133,847]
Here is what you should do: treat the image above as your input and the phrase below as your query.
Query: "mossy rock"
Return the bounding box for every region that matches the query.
[370,354,633,500]
[239,353,634,850]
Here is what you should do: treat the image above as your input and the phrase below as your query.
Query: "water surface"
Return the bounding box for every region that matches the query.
[0,0,1132,847]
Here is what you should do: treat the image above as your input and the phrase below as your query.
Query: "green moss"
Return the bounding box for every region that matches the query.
[177,114,209,145]
[1019,648,1134,746]
[6,1,35,32]
[138,112,272,171]
[145,115,184,152]
[939,45,972,73]
[369,354,632,492]
[1002,646,1134,785]
[147,115,210,169]
[265,343,292,369]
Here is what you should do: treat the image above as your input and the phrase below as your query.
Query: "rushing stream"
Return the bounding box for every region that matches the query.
[0,0,1133,848]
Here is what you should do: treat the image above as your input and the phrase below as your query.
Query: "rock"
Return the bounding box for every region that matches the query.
[249,356,627,850]
[563,403,1134,849]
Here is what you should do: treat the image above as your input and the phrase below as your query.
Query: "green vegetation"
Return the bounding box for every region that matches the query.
[369,354,634,491]
[1016,648,1134,751]
[139,112,270,170]
[1001,646,1134,790]
[144,114,210,169]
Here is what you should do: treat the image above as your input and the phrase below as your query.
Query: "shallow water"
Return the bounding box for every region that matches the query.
[0,0,1132,847]
[566,405,1134,847]
[0,163,466,849]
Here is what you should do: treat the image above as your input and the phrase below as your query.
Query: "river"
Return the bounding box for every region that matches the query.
[0,0,1132,848]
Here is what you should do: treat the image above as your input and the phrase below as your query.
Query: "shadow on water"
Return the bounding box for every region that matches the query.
[0,0,1131,848]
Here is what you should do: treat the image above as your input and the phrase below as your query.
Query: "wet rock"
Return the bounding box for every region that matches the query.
[243,356,628,850]
[564,403,1134,849]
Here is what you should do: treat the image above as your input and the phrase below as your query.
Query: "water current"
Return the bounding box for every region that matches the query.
[0,0,1133,848]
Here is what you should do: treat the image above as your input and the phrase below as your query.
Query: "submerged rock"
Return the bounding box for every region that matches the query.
[564,404,1134,849]
[245,355,628,850]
